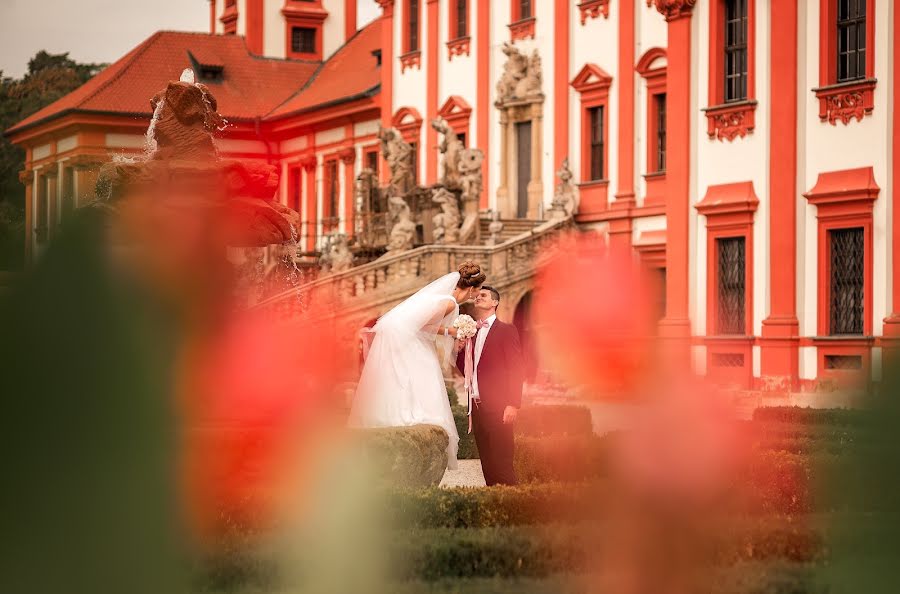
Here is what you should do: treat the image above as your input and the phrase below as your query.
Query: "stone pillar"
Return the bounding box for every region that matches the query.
[376,1,395,185]
[527,103,544,219]
[497,110,510,217]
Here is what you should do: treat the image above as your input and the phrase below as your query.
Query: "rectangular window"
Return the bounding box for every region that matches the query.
[519,0,532,20]
[724,0,748,102]
[326,160,339,218]
[588,105,604,181]
[365,149,379,175]
[408,0,420,52]
[291,27,316,54]
[457,132,467,148]
[410,141,419,183]
[837,0,866,82]
[654,93,667,173]
[829,227,864,335]
[716,237,746,334]
[291,168,301,212]
[456,0,468,38]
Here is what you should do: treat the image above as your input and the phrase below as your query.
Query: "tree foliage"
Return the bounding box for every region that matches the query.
[0,51,105,268]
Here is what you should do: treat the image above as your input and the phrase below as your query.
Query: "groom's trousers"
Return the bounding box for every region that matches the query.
[473,407,516,486]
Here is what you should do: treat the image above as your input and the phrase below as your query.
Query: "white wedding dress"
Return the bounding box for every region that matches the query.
[348,272,461,469]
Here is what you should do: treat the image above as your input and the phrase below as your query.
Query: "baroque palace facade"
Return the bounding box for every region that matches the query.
[7,0,900,392]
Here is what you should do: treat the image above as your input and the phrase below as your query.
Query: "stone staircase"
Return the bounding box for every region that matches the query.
[252,216,576,326]
[479,218,544,243]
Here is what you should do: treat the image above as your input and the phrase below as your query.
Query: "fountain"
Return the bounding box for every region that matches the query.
[95,69,301,249]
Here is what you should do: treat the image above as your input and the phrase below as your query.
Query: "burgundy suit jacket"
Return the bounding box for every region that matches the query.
[456,319,525,412]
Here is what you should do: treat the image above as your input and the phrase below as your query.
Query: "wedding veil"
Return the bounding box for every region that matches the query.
[375,271,461,336]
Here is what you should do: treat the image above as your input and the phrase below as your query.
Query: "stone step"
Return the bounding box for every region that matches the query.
[479,218,543,241]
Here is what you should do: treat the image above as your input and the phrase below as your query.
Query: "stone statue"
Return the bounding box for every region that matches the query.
[354,168,377,237]
[487,210,504,246]
[457,148,484,205]
[319,233,354,274]
[496,43,543,104]
[431,187,461,244]
[385,196,417,253]
[377,125,414,196]
[431,117,463,189]
[549,157,578,219]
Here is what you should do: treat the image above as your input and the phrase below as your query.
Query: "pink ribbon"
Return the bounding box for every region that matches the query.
[463,336,480,434]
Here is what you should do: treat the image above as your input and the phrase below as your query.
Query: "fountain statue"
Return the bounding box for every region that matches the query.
[94,69,301,249]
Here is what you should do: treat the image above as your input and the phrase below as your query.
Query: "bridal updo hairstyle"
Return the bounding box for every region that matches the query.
[457,261,486,288]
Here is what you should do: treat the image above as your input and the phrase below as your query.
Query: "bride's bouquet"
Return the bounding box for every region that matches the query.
[453,314,478,340]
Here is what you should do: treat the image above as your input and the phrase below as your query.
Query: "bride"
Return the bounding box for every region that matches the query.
[348,261,487,469]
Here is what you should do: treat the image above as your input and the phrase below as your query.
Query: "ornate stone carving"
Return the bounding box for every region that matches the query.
[496,43,543,105]
[457,148,484,207]
[703,101,757,142]
[385,196,416,254]
[509,17,536,41]
[548,157,578,219]
[578,0,610,24]
[487,211,504,246]
[647,0,696,21]
[377,125,415,197]
[813,79,877,126]
[319,233,354,274]
[431,187,462,244]
[431,116,463,189]
[447,36,471,60]
[399,50,422,73]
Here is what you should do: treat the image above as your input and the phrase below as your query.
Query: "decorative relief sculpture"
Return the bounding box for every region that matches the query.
[377,125,414,196]
[548,157,578,219]
[496,43,543,105]
[431,117,463,189]
[457,147,484,205]
[647,0,696,21]
[431,187,461,244]
[487,211,504,246]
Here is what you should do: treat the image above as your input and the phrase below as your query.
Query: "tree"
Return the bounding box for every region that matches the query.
[0,51,105,269]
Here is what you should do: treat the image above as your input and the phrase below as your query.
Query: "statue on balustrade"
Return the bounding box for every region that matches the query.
[548,157,578,219]
[431,117,463,189]
[385,196,417,254]
[377,125,414,197]
[431,187,461,244]
[319,233,354,274]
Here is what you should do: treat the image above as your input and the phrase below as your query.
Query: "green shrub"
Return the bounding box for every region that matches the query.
[352,424,450,487]
[453,406,479,459]
[752,407,870,426]
[385,483,602,529]
[515,405,593,438]
[514,435,616,483]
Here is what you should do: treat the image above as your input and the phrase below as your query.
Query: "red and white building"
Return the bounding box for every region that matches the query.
[7,0,900,391]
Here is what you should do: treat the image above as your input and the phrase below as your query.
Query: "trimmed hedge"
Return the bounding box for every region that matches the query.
[385,483,601,529]
[752,406,871,426]
[353,424,450,487]
[452,404,594,461]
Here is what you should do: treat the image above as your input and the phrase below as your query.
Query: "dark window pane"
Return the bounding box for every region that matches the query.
[589,106,604,181]
[829,227,865,335]
[520,0,532,20]
[724,0,748,102]
[291,27,316,54]
[409,0,419,51]
[716,237,746,334]
[837,0,866,82]
[655,94,666,172]
[456,0,467,38]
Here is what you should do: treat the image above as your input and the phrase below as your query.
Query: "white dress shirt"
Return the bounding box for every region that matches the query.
[472,314,496,397]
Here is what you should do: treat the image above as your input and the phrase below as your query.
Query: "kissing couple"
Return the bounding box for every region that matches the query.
[348,262,525,485]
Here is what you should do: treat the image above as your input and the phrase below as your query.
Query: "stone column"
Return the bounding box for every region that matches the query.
[527,103,544,219]
[497,110,510,218]
[376,0,395,185]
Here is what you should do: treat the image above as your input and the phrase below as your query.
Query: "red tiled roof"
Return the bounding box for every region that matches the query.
[7,31,328,135]
[266,22,381,119]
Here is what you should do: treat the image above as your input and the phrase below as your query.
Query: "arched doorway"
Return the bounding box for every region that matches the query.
[512,291,538,382]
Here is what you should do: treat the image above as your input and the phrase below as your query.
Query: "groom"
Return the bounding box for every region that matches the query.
[456,286,525,485]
